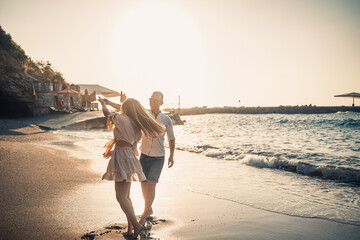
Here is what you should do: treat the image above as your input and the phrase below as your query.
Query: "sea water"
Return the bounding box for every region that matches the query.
[175,112,360,180]
[54,112,360,226]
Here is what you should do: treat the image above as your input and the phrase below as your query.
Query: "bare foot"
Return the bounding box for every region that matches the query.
[133,223,144,239]
[148,208,153,217]
[139,208,154,226]
[139,216,146,226]
[124,224,133,236]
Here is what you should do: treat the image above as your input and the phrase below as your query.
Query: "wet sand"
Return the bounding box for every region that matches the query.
[0,120,101,239]
[1,119,360,239]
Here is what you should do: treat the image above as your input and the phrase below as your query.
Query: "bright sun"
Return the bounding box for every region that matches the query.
[106,1,209,108]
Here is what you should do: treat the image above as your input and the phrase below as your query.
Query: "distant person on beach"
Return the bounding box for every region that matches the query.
[98,96,164,238]
[101,91,176,226]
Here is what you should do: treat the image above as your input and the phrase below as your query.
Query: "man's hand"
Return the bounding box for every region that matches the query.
[120,91,127,103]
[168,139,175,168]
[168,156,174,168]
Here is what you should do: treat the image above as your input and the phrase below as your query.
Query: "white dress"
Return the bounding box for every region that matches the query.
[102,113,146,182]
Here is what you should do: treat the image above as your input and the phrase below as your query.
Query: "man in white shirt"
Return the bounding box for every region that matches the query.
[139,91,175,225]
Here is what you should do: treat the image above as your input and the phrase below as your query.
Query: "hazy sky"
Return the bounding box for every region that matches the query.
[1,0,359,108]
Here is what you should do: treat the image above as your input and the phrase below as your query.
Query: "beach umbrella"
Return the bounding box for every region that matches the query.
[334,92,360,107]
[78,84,120,98]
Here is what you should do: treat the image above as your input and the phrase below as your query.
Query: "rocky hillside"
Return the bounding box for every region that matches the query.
[0,26,69,117]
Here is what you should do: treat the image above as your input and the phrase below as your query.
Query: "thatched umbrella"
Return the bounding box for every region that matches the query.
[78,84,120,98]
[334,92,360,107]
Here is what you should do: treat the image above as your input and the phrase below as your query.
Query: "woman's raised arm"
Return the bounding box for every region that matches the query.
[98,97,111,117]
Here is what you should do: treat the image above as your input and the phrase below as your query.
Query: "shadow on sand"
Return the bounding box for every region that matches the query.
[0,119,45,136]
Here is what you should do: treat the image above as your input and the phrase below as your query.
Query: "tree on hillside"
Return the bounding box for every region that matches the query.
[0,26,67,84]
[0,25,27,62]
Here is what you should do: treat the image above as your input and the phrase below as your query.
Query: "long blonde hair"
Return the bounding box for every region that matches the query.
[121,98,165,138]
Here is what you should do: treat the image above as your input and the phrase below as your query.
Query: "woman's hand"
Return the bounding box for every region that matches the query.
[103,150,113,159]
[99,96,111,117]
[99,97,111,105]
[98,96,105,104]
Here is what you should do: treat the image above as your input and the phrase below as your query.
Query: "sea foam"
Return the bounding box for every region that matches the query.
[238,154,360,183]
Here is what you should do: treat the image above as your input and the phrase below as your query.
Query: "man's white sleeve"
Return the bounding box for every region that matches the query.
[166,117,175,141]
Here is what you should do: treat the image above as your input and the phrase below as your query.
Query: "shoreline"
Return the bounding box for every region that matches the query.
[153,150,360,240]
[1,119,360,239]
[166,106,360,115]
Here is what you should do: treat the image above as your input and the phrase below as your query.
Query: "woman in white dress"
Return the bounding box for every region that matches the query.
[98,97,164,238]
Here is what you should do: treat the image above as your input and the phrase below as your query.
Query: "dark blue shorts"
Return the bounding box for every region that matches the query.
[140,153,165,183]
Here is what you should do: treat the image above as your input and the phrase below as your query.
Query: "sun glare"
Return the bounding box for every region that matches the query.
[107,1,209,108]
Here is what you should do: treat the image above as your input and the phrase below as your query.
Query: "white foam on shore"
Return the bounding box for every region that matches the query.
[176,144,360,183]
[240,154,291,168]
[238,154,360,183]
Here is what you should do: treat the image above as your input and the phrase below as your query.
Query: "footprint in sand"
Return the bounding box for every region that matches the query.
[80,217,170,240]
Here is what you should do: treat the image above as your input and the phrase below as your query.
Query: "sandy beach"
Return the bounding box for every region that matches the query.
[0,120,101,239]
[1,118,360,240]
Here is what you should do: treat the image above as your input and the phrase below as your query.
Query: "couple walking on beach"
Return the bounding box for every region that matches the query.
[98,91,175,239]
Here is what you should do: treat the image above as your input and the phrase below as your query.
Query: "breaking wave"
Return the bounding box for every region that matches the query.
[239,154,360,184]
[176,144,360,184]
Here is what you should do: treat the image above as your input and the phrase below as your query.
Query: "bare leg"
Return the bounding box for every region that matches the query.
[125,186,134,235]
[121,183,134,235]
[125,216,133,235]
[115,181,143,238]
[140,181,156,225]
[140,181,150,226]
